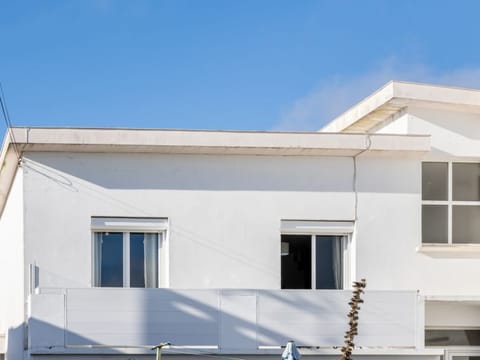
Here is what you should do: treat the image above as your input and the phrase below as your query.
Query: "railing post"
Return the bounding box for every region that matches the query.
[415,291,425,350]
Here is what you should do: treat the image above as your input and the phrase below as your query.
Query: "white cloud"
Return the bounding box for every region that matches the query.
[274,59,480,131]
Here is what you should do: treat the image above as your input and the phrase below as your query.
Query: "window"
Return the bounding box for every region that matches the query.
[422,162,480,244]
[425,329,480,346]
[91,217,168,288]
[280,220,353,289]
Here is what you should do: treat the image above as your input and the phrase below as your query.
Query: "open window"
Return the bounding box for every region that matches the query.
[280,220,353,290]
[91,217,168,288]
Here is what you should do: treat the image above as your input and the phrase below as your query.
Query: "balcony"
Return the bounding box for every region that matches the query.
[28,288,423,355]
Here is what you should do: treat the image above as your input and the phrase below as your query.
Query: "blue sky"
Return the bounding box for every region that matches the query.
[1,0,480,137]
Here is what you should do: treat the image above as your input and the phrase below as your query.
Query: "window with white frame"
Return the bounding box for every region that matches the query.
[91,217,168,288]
[280,220,353,289]
[422,162,480,244]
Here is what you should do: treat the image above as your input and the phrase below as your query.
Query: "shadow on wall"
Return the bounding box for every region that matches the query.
[23,154,355,192]
[28,288,347,355]
[5,324,24,360]
[23,153,421,195]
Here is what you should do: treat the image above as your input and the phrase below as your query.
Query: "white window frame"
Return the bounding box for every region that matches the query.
[445,348,480,360]
[91,217,169,288]
[422,161,480,245]
[280,220,355,290]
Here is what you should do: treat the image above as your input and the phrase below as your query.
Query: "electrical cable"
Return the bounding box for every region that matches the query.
[0,82,21,161]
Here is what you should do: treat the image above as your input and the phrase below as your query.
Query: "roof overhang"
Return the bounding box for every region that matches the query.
[0,127,430,217]
[321,81,480,133]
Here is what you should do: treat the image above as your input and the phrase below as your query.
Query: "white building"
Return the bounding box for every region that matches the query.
[1,81,479,360]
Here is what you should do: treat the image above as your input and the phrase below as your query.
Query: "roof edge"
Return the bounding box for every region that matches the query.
[320,80,480,133]
[0,127,430,217]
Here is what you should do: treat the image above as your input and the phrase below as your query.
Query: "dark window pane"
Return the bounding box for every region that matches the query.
[281,235,311,289]
[99,232,123,287]
[130,233,145,287]
[130,233,158,288]
[453,163,480,201]
[425,329,480,346]
[315,236,342,289]
[453,206,480,243]
[422,162,448,200]
[422,205,448,243]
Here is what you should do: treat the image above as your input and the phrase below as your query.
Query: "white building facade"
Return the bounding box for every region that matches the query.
[1,81,479,360]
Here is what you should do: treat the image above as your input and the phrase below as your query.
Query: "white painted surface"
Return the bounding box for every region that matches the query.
[28,289,418,351]
[22,153,357,290]
[22,149,480,295]
[219,291,257,350]
[256,290,417,347]
[391,106,480,295]
[322,81,480,133]
[425,301,480,328]
[28,293,65,349]
[375,113,409,134]
[0,169,24,360]
[408,106,480,159]
[65,289,219,347]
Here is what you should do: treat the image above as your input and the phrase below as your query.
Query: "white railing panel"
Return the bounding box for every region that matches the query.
[65,289,220,347]
[256,290,417,347]
[28,288,419,351]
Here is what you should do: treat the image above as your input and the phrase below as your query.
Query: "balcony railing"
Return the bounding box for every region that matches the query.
[28,288,422,354]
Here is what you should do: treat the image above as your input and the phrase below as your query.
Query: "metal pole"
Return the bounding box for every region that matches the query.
[152,342,171,360]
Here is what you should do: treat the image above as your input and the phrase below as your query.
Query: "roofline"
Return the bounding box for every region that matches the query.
[320,80,480,133]
[0,127,430,217]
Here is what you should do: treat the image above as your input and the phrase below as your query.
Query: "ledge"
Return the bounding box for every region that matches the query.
[28,346,443,357]
[416,244,480,258]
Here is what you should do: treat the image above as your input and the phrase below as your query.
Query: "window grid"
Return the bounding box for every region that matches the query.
[423,161,480,245]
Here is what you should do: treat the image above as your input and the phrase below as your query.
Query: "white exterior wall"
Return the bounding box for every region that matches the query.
[366,106,480,296]
[375,112,410,134]
[408,106,480,159]
[21,145,480,298]
[0,169,24,360]
[355,156,424,290]
[23,153,361,290]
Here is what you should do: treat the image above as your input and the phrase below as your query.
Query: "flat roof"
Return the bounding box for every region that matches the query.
[321,80,480,133]
[0,127,429,216]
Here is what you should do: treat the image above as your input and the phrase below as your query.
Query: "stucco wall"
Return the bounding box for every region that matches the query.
[375,112,409,134]
[21,143,480,297]
[393,106,480,296]
[408,105,480,159]
[23,153,359,290]
[0,169,24,360]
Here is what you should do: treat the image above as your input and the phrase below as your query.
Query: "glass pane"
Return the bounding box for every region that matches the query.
[453,206,480,243]
[315,236,342,289]
[425,329,480,346]
[422,162,448,200]
[422,205,448,243]
[281,235,311,289]
[98,232,123,287]
[453,163,480,201]
[130,233,158,288]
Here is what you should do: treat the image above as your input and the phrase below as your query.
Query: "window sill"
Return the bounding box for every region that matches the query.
[417,244,480,258]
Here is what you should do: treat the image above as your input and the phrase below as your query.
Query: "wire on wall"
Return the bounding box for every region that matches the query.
[352,134,372,220]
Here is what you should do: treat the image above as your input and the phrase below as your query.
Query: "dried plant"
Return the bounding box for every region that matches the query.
[340,279,366,360]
